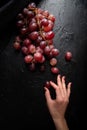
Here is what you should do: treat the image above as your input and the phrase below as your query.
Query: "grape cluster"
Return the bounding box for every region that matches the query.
[13,2,60,74]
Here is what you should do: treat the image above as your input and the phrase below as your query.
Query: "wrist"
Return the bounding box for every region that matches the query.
[53,118,69,130]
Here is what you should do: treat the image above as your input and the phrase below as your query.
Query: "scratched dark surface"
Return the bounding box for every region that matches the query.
[0,0,87,129]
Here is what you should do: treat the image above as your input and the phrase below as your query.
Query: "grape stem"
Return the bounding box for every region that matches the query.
[34,8,48,45]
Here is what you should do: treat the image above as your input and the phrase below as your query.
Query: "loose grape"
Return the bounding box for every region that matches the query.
[51,67,59,74]
[65,51,72,61]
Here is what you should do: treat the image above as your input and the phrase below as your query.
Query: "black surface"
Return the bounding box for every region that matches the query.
[0,0,87,129]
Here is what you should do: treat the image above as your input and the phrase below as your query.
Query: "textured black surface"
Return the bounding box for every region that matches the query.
[0,0,87,129]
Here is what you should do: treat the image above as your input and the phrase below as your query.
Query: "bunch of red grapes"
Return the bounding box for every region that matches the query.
[13,2,60,74]
[13,2,72,88]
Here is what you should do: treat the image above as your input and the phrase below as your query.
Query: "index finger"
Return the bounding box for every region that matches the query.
[50,81,60,98]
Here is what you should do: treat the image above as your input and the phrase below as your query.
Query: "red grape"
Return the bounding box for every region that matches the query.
[37,8,43,14]
[28,22,38,32]
[36,14,45,20]
[40,41,46,49]
[21,46,28,55]
[51,48,59,56]
[23,38,31,46]
[35,36,43,45]
[43,23,53,32]
[48,14,55,22]
[23,8,28,15]
[50,58,57,66]
[16,20,24,27]
[40,18,49,26]
[65,51,72,61]
[27,2,36,9]
[39,55,45,63]
[51,67,59,74]
[43,10,49,17]
[15,36,21,42]
[28,44,36,54]
[24,55,33,63]
[27,11,34,18]
[45,31,55,40]
[17,13,24,19]
[29,31,39,40]
[20,27,28,35]
[44,45,51,55]
[34,52,43,62]
[29,63,36,71]
[45,81,51,89]
[13,42,21,50]
[36,46,43,54]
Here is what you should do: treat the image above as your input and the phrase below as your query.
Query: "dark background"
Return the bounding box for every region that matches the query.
[0,0,87,129]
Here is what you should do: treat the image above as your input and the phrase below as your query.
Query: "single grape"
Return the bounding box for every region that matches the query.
[37,8,43,14]
[23,38,31,46]
[27,11,34,18]
[45,81,51,89]
[42,10,49,17]
[29,63,36,71]
[28,44,36,54]
[27,2,36,9]
[40,41,47,49]
[47,39,53,45]
[50,58,57,66]
[34,52,43,62]
[40,18,49,26]
[44,45,51,55]
[24,55,33,63]
[23,8,28,15]
[17,13,24,19]
[29,31,39,40]
[36,46,43,54]
[43,22,53,32]
[13,42,21,50]
[51,48,59,56]
[45,31,55,40]
[65,51,72,61]
[48,14,55,22]
[51,67,59,74]
[28,22,38,32]
[36,36,43,45]
[20,27,28,35]
[39,55,45,63]
[16,20,24,27]
[35,14,45,20]
[21,46,28,55]
[15,36,21,42]
[47,51,53,59]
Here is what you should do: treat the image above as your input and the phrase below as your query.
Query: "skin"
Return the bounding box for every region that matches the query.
[44,74,71,130]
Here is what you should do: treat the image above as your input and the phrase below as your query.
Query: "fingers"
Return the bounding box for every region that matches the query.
[50,75,65,98]
[67,82,72,98]
[61,76,67,95]
[50,81,58,90]
[44,74,72,100]
[44,87,52,103]
[50,80,60,97]
[56,75,66,97]
[57,75,62,88]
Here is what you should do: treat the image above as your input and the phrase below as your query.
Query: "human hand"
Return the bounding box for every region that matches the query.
[44,74,71,121]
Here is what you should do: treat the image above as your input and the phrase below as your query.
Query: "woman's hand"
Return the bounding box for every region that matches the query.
[44,74,71,130]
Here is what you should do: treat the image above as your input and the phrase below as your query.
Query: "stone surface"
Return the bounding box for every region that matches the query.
[0,0,87,129]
